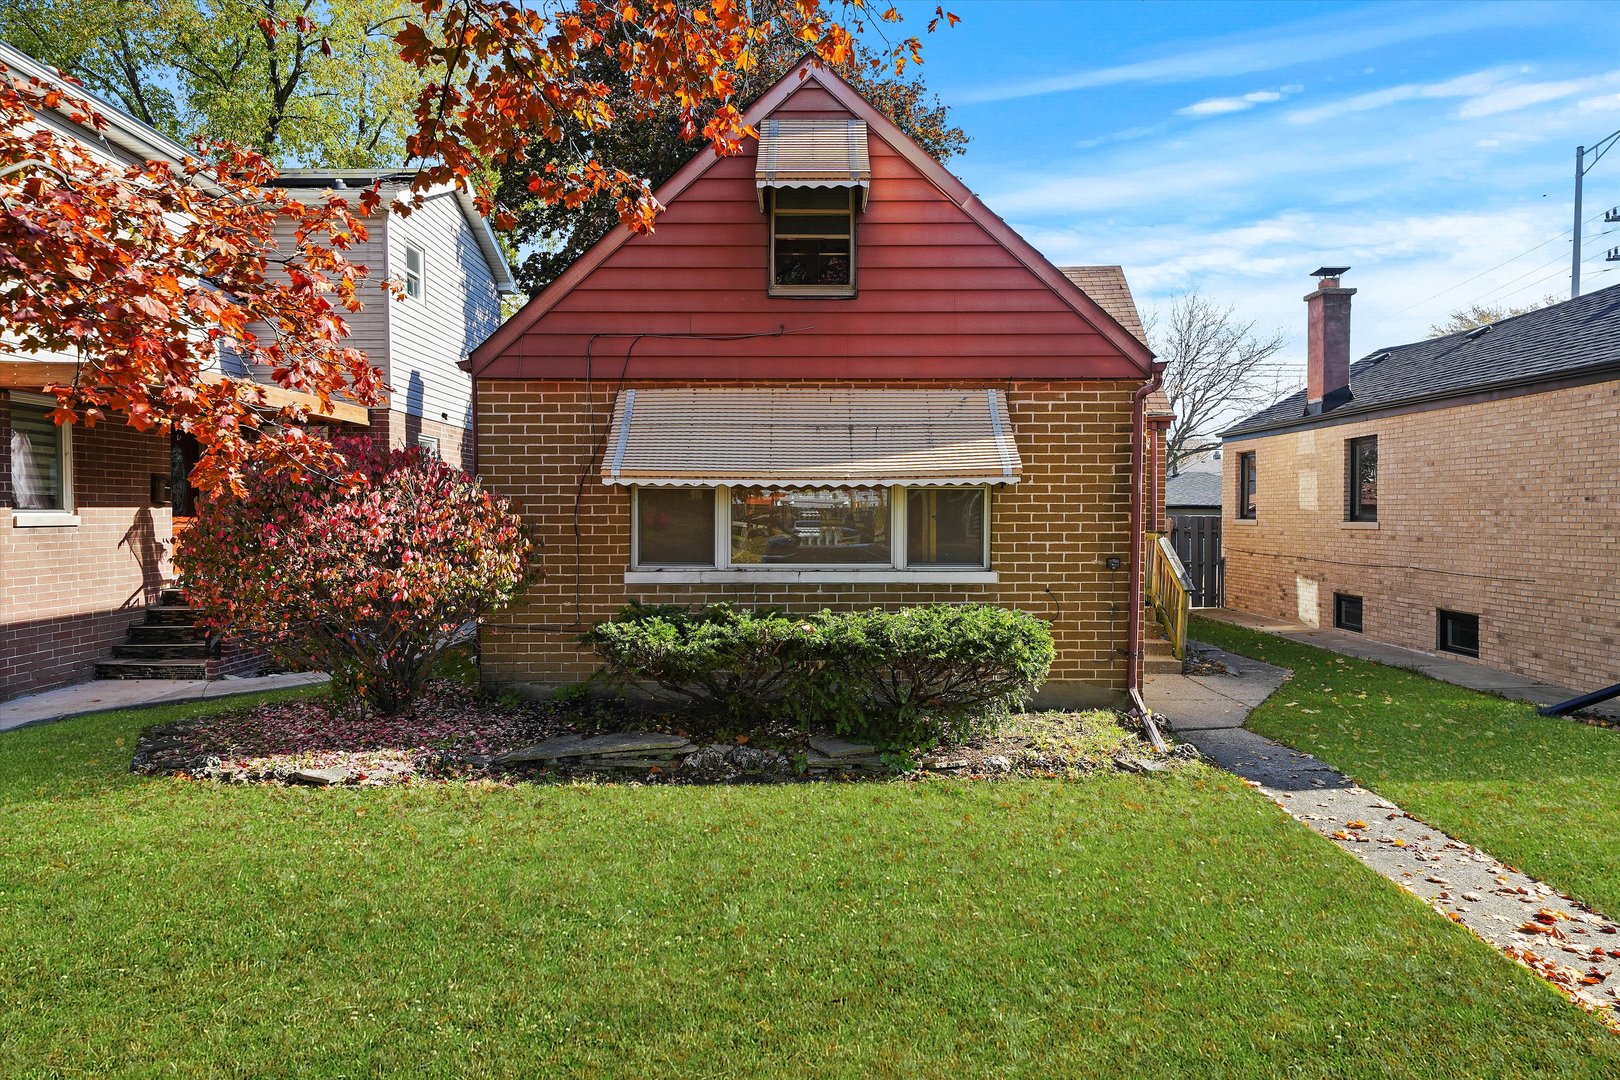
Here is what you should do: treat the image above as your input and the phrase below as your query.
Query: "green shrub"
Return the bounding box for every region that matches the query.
[585,602,1054,749]
[809,606,1055,747]
[584,602,817,720]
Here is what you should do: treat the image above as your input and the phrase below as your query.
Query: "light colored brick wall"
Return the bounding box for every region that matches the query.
[1222,379,1620,690]
[1,391,174,699]
[476,378,1145,704]
[366,408,473,474]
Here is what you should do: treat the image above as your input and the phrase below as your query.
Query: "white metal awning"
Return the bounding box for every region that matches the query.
[601,388,1021,487]
[755,118,871,209]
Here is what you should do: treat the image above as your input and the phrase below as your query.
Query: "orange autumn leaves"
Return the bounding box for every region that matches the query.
[0,64,384,493]
[395,0,958,233]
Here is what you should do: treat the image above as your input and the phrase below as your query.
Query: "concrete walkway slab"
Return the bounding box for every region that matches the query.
[1203,608,1620,720]
[1147,653,1620,1025]
[1,673,328,733]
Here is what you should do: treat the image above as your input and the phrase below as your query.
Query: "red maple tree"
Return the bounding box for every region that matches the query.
[0,61,384,493]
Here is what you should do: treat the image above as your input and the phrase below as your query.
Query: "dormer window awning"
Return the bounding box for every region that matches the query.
[755,118,871,210]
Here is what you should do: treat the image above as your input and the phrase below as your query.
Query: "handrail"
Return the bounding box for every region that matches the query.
[1144,532,1192,660]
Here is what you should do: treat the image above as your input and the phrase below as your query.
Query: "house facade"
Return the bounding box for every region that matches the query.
[1222,271,1620,692]
[0,42,513,700]
[467,61,1168,707]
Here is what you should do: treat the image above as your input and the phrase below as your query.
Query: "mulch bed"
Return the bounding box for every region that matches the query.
[131,683,1197,786]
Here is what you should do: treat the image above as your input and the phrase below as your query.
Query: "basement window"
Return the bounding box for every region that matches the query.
[769,187,855,297]
[1437,609,1480,658]
[1333,593,1363,634]
[1347,435,1378,522]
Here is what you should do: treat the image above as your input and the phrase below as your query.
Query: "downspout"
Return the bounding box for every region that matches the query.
[1128,361,1168,752]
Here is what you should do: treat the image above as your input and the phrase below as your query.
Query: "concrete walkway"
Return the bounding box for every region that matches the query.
[1,672,328,733]
[1202,607,1620,720]
[1148,645,1620,1021]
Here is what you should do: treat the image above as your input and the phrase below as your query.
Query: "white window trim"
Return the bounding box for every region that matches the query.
[404,243,426,301]
[767,187,857,298]
[628,483,996,583]
[9,391,76,527]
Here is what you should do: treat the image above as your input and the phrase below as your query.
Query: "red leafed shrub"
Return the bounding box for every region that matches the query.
[175,438,535,714]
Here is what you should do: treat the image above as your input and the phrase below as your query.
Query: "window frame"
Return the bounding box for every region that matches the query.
[8,391,76,526]
[1436,609,1481,658]
[767,186,857,299]
[403,243,426,301]
[629,483,992,574]
[1347,435,1378,522]
[1237,451,1257,520]
[1333,592,1364,634]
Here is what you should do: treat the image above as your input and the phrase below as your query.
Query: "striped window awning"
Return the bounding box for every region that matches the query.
[755,118,871,209]
[601,388,1021,488]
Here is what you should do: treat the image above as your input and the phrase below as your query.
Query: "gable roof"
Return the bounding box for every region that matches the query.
[469,60,1156,376]
[1225,283,1620,438]
[276,169,518,294]
[1166,470,1223,509]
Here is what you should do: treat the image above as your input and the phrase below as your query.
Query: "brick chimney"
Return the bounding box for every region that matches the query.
[1305,266,1355,414]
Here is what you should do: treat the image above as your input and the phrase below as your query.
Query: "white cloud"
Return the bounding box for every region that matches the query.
[1177,89,1286,117]
[1457,75,1615,118]
[1286,67,1519,125]
[959,2,1549,104]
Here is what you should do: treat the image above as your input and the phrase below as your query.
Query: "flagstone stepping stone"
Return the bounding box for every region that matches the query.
[494,732,695,764]
[289,765,353,786]
[806,751,886,770]
[807,735,878,759]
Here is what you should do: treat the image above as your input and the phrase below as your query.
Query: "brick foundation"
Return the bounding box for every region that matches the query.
[367,408,473,474]
[476,378,1147,706]
[1,391,176,700]
[1222,379,1620,691]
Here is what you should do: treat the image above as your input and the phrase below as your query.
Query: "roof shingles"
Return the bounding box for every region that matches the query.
[1225,284,1620,437]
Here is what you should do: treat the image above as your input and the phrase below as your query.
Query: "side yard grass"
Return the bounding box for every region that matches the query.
[1194,615,1620,922]
[3,691,1618,1076]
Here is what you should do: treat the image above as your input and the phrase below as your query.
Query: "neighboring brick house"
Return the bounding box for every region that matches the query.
[466,59,1169,707]
[0,43,514,700]
[1221,269,1620,692]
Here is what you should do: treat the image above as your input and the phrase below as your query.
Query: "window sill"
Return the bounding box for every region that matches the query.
[12,511,80,528]
[1341,520,1380,530]
[768,286,857,300]
[625,569,998,585]
[1230,516,1258,526]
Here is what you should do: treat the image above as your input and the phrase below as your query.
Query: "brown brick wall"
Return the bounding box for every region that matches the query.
[476,378,1145,705]
[1222,379,1620,690]
[1,392,174,700]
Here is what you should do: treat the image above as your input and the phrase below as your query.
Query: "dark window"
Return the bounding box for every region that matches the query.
[1334,593,1364,633]
[1348,435,1378,521]
[770,187,854,294]
[9,398,68,511]
[1437,610,1480,658]
[906,487,988,568]
[635,488,716,567]
[1238,452,1257,519]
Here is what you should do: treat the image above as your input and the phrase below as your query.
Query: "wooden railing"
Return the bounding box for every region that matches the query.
[1145,531,1193,660]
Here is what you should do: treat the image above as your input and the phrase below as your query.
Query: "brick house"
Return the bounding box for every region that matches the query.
[466,59,1171,708]
[0,43,515,700]
[1221,269,1620,691]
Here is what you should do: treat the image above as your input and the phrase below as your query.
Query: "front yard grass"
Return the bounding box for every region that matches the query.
[3,690,1618,1076]
[1194,615,1620,923]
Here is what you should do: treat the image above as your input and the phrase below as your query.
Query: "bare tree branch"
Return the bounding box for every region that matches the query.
[1147,291,1290,472]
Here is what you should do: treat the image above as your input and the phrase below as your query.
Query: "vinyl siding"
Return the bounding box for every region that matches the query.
[385,194,502,431]
[487,82,1139,381]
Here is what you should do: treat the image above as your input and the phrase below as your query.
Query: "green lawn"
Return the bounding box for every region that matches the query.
[1195,615,1620,922]
[3,691,1617,1076]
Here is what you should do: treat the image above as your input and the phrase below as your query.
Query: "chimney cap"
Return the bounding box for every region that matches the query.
[1312,265,1350,278]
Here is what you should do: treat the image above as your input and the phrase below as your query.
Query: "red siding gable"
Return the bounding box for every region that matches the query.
[474,65,1152,381]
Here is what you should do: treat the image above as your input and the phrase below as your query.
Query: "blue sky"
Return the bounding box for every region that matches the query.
[890,0,1620,381]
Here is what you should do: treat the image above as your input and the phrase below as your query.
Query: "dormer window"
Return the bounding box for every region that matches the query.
[756,117,869,299]
[769,187,855,296]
